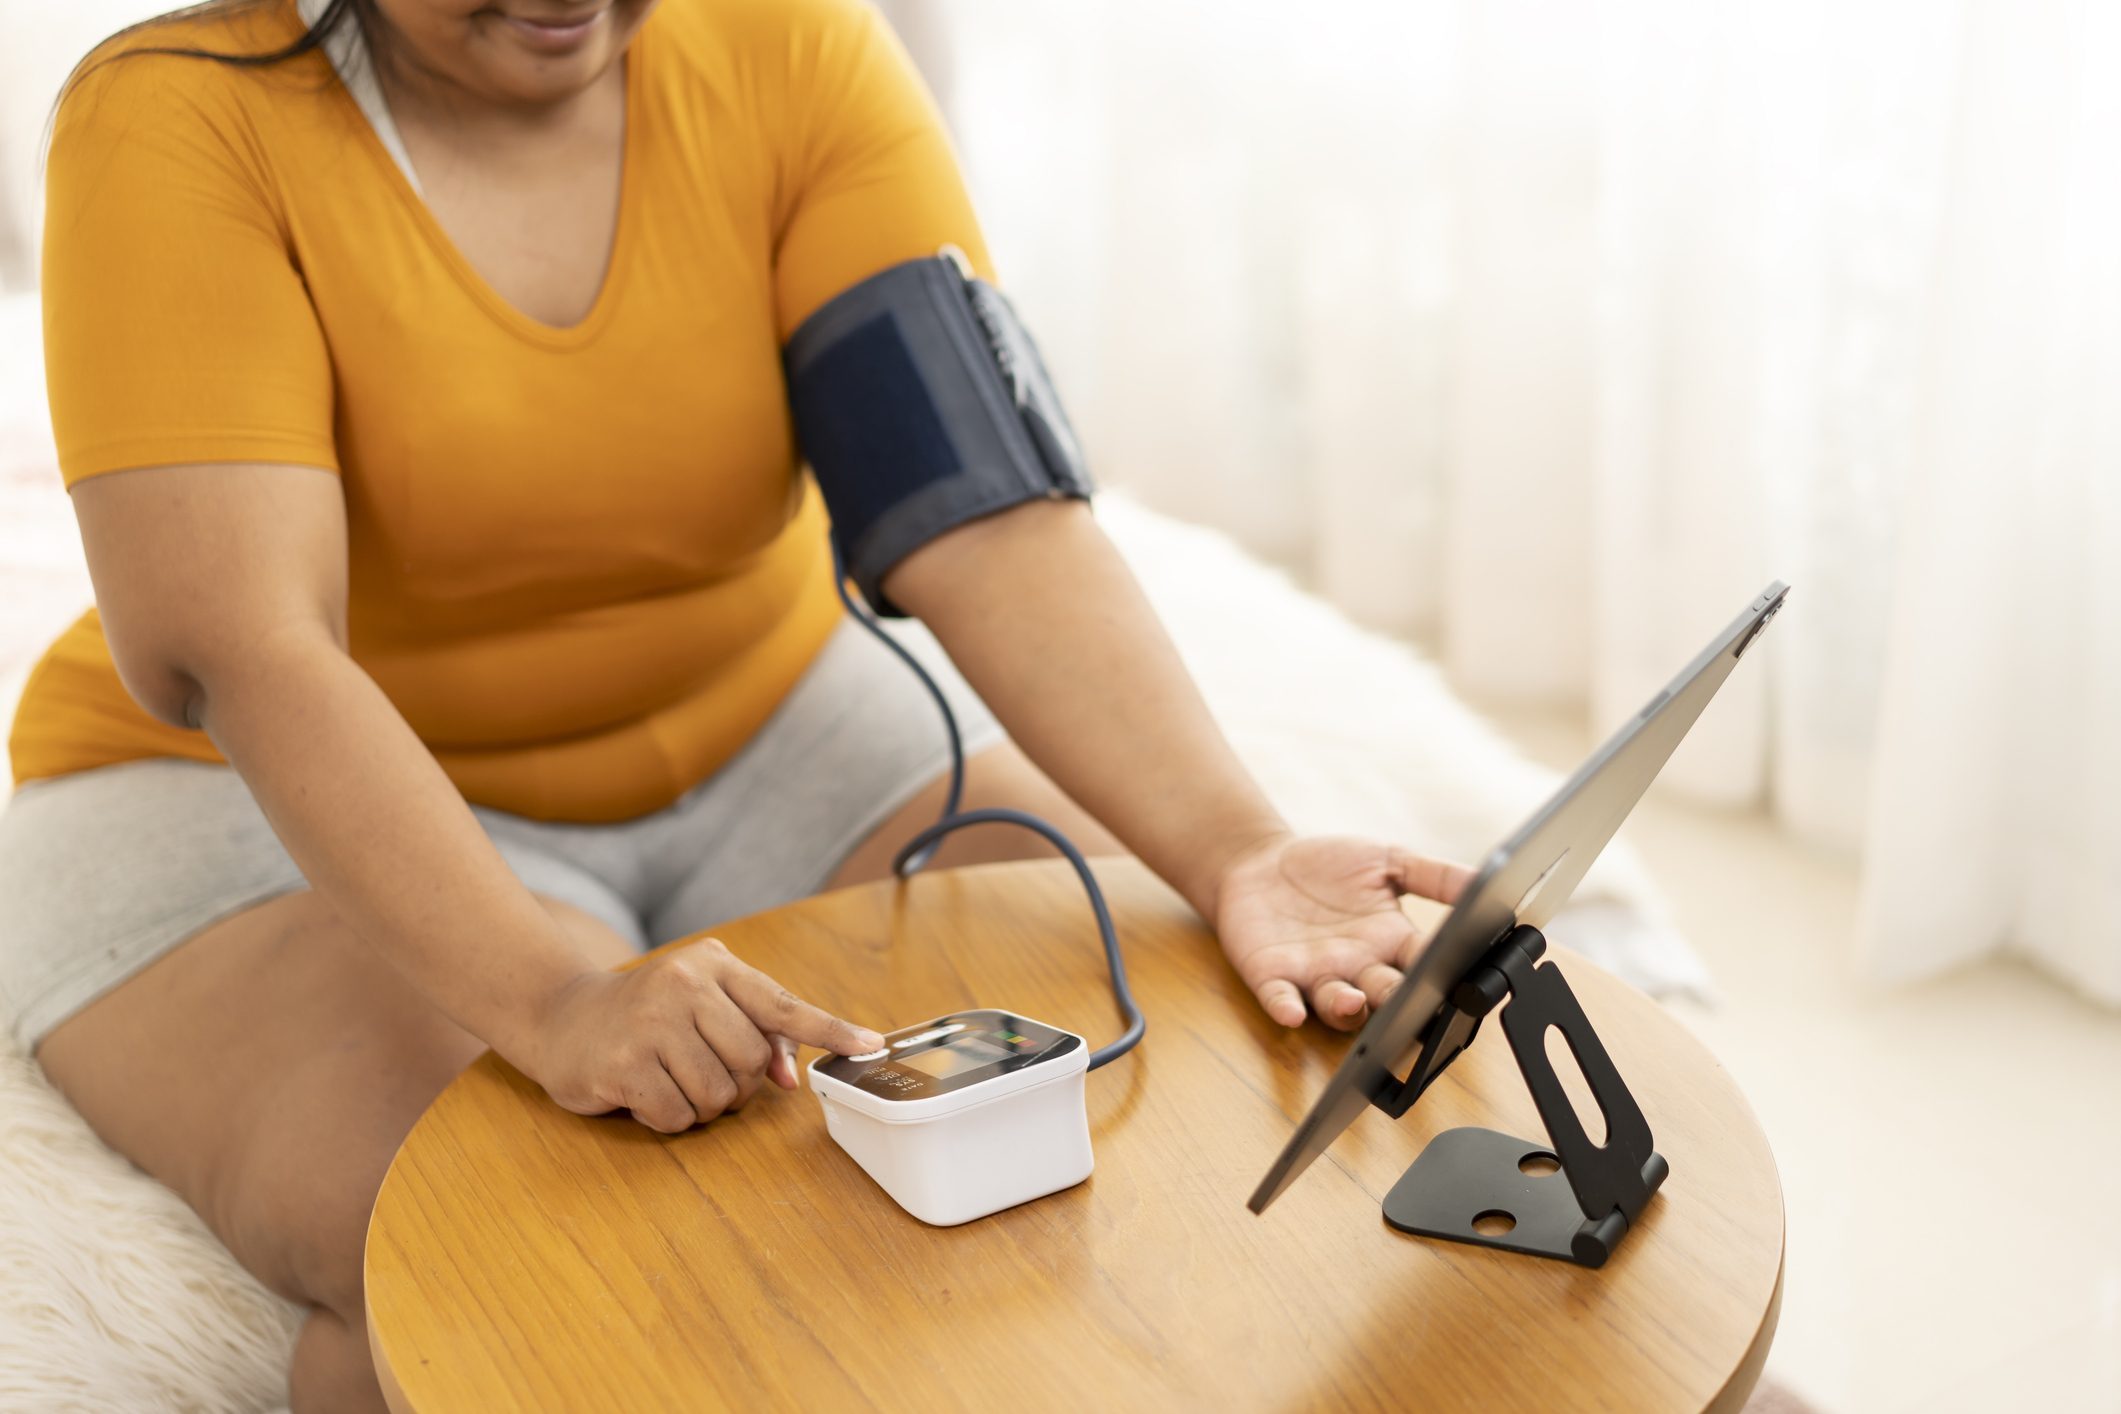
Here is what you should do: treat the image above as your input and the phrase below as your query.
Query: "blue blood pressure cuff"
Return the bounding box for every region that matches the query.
[784,253,1094,617]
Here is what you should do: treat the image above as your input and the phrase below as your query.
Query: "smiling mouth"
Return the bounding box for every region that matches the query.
[495,5,612,52]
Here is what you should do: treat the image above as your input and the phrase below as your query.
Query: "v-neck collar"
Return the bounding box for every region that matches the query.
[301,0,645,349]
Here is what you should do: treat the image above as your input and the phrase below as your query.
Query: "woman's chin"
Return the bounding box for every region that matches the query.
[467,12,622,104]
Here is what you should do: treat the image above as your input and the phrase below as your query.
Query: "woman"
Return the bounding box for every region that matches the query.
[0,0,1467,1406]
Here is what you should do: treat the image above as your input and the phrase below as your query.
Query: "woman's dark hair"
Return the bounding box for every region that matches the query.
[50,0,392,153]
[45,0,389,175]
[68,0,373,88]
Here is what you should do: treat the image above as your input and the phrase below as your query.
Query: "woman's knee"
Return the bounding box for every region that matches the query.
[292,1305,389,1414]
[206,1007,479,1317]
[41,892,472,1314]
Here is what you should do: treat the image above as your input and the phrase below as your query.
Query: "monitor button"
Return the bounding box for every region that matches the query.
[893,1024,967,1049]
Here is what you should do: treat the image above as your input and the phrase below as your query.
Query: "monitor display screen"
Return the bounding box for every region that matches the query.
[901,1035,1014,1079]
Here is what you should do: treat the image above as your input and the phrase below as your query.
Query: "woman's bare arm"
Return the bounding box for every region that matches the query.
[881,499,1290,925]
[882,499,1473,1032]
[71,462,879,1125]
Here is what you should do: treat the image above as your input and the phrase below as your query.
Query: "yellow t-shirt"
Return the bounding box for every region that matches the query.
[13,0,993,822]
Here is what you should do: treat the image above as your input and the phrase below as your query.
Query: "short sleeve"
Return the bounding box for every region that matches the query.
[769,0,994,340]
[41,53,338,486]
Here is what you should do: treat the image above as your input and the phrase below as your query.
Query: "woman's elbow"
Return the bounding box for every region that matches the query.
[100,629,216,730]
[101,615,337,733]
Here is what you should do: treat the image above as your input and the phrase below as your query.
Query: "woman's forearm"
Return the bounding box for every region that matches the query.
[194,632,589,1063]
[884,500,1289,924]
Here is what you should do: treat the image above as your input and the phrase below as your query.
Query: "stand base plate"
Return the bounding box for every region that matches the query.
[1382,1126,1654,1268]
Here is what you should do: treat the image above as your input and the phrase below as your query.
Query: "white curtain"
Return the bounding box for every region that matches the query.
[907,0,2121,1004]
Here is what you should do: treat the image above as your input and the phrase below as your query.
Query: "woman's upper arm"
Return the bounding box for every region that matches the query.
[767,0,995,337]
[42,53,346,722]
[42,53,339,482]
[70,462,348,727]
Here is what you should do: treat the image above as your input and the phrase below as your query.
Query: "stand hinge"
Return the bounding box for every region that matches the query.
[1372,925,1667,1268]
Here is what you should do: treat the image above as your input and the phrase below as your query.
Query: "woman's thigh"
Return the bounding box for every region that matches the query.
[826,738,1125,891]
[638,617,1130,940]
[34,888,633,1319]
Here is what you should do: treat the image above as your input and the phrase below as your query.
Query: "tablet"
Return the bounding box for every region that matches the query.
[1248,581,1789,1215]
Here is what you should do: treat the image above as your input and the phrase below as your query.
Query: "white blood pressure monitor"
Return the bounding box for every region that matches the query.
[807,1009,1093,1226]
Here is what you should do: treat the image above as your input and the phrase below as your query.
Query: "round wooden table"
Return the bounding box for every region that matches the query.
[366,859,1783,1412]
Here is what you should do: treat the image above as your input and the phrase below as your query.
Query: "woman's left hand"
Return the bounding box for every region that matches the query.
[1212,834,1474,1031]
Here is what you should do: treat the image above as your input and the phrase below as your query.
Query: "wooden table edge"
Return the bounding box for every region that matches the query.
[368,1273,414,1414]
[368,1223,1785,1414]
[1706,1231,1786,1414]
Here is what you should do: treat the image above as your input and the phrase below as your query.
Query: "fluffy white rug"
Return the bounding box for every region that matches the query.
[0,289,1702,1410]
[0,1047,304,1413]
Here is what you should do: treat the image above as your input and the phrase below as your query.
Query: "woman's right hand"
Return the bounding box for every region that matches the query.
[524,936,886,1133]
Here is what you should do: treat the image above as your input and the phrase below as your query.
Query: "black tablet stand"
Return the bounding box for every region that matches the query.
[1367,924,1667,1268]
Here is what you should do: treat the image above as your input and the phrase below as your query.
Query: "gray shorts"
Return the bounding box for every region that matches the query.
[0,615,1002,1054]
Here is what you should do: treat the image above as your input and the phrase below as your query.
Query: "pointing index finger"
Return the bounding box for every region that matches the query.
[723,963,885,1056]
